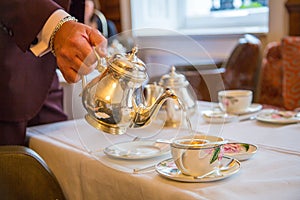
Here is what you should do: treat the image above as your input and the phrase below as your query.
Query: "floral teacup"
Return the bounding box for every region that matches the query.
[170,134,224,177]
[218,90,253,114]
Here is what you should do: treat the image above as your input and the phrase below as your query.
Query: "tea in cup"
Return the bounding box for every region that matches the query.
[170,134,224,177]
[218,90,253,114]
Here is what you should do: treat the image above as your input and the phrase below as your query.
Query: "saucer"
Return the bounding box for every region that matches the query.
[155,156,240,183]
[202,110,238,124]
[256,109,300,124]
[104,140,170,160]
[229,103,262,115]
[223,142,258,161]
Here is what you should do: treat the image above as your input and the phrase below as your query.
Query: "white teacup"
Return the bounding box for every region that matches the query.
[218,90,253,114]
[170,134,224,177]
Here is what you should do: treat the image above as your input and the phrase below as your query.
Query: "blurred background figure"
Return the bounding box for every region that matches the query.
[84,0,133,55]
[84,0,117,41]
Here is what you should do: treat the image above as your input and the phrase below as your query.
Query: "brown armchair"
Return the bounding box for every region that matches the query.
[140,34,262,102]
[257,36,300,110]
[183,34,262,102]
[257,41,283,108]
[0,145,65,200]
[221,34,262,101]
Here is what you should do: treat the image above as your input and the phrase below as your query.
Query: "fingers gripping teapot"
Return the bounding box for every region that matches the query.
[81,47,177,135]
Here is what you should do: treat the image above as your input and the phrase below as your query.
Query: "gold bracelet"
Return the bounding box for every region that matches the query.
[49,16,78,57]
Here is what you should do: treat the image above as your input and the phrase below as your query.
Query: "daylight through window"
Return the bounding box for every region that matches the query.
[131,0,269,35]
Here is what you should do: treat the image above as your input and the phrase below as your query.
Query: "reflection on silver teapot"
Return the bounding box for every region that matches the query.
[158,66,197,127]
[144,82,164,107]
[81,47,177,135]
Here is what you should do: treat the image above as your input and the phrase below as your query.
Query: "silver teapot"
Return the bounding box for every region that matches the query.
[81,47,177,135]
[158,66,197,127]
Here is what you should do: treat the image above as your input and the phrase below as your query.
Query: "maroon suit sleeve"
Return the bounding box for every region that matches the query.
[0,0,71,122]
[0,0,69,51]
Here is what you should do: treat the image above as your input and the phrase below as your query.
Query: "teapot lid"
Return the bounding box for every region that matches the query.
[159,66,189,88]
[108,47,148,82]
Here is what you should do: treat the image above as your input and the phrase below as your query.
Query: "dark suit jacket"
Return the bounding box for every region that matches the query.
[0,0,84,144]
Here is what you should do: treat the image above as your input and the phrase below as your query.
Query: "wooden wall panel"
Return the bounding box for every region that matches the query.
[286,0,300,36]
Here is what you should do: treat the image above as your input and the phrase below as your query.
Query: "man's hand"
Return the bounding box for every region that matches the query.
[53,21,107,83]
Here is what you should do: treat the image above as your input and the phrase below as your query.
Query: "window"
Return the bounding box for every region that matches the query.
[131,0,269,35]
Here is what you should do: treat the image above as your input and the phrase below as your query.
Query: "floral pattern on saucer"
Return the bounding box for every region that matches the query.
[223,143,257,161]
[256,109,300,124]
[223,143,250,153]
[159,159,180,175]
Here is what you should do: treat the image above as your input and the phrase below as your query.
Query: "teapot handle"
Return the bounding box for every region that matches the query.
[80,75,87,95]
[94,48,107,74]
[79,48,106,96]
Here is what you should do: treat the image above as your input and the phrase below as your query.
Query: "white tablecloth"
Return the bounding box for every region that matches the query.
[27,101,300,200]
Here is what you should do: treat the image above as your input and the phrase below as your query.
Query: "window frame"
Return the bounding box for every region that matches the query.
[130,0,269,36]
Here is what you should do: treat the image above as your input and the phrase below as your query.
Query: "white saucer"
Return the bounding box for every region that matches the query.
[229,103,263,115]
[223,142,258,161]
[104,140,170,160]
[155,156,240,183]
[202,110,238,124]
[256,109,300,124]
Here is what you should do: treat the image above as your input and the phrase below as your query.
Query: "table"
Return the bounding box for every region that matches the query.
[27,101,300,200]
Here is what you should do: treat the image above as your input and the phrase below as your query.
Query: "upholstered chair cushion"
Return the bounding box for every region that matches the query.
[0,145,65,200]
[281,37,300,110]
[258,36,300,110]
[258,41,284,108]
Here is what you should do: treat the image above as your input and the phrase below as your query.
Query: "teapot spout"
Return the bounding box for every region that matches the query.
[130,88,177,128]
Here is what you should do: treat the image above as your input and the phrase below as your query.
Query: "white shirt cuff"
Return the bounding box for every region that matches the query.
[30,9,70,57]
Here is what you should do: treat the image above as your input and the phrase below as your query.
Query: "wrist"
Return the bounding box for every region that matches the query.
[49,16,78,57]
